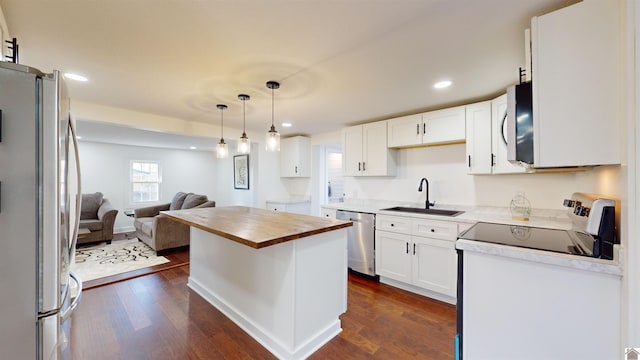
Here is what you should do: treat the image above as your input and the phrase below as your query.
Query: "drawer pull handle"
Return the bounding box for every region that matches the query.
[430,228,435,232]
[390,223,395,227]
[413,243,416,255]
[406,242,409,254]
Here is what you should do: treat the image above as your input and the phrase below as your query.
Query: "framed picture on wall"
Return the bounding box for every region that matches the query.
[233,154,249,190]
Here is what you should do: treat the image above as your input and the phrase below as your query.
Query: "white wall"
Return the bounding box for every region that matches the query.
[78,141,264,233]
[343,143,619,209]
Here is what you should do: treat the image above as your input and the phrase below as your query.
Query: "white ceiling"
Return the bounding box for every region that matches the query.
[1,0,575,146]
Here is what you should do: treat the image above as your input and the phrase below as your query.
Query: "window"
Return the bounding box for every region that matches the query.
[130,161,161,203]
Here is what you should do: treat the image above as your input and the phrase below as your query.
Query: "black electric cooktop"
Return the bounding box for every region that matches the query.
[458,222,595,257]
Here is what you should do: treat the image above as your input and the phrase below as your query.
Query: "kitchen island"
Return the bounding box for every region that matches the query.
[163,206,352,360]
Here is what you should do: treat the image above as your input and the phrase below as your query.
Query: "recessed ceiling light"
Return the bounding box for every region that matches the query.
[433,80,452,89]
[64,73,88,82]
[189,146,197,150]
[281,123,292,127]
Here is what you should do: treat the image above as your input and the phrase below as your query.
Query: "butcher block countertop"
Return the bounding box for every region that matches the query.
[162,206,352,249]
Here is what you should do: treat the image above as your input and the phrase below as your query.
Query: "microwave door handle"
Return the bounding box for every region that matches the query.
[68,119,82,258]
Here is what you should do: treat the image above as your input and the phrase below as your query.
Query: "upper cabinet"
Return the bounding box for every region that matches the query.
[280,136,310,177]
[531,0,621,167]
[343,121,396,177]
[388,106,465,148]
[466,96,525,175]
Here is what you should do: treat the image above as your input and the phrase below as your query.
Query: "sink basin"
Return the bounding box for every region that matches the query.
[381,206,464,217]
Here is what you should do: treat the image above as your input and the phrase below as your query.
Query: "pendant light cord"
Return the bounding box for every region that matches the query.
[271,87,275,127]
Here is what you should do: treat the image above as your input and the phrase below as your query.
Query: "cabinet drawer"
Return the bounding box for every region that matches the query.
[412,219,457,240]
[320,207,337,219]
[376,214,412,234]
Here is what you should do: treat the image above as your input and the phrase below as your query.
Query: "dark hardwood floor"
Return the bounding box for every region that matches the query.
[69,248,456,359]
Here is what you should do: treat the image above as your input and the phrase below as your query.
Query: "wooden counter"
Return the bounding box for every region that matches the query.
[163,206,351,360]
[162,206,351,249]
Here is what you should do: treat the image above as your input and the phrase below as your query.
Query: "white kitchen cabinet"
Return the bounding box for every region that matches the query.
[465,96,525,175]
[266,200,310,215]
[280,136,310,177]
[320,206,337,219]
[387,106,465,148]
[422,106,466,145]
[343,121,396,177]
[531,0,620,167]
[375,230,412,283]
[375,215,458,301]
[413,236,457,297]
[387,114,423,148]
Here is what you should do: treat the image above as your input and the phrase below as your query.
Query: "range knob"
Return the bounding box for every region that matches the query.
[563,199,576,207]
[574,206,590,217]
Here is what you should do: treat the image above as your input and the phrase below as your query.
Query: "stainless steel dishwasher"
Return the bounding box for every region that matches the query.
[336,210,376,276]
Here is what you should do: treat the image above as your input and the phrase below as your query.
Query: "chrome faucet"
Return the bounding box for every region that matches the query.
[418,177,435,209]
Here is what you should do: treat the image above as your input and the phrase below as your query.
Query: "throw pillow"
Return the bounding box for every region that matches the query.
[181,194,207,209]
[80,192,103,220]
[169,192,190,210]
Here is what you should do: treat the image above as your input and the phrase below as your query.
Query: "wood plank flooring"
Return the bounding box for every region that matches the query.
[69,249,456,359]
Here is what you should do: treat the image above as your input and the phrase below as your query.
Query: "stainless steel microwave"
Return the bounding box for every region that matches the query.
[506,82,533,166]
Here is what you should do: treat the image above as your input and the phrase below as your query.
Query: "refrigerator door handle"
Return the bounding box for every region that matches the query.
[61,272,82,321]
[68,119,82,259]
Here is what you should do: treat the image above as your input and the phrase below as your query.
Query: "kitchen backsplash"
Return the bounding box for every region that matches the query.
[342,144,621,210]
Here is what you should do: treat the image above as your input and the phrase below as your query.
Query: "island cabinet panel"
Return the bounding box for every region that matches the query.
[189,227,348,360]
[462,250,621,359]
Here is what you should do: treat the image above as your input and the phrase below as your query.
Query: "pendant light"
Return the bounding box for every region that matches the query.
[237,94,251,154]
[265,81,280,152]
[216,104,228,159]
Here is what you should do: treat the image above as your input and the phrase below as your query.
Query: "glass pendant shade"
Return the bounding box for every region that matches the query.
[216,104,228,159]
[266,125,280,151]
[265,81,280,152]
[216,139,228,159]
[237,94,251,154]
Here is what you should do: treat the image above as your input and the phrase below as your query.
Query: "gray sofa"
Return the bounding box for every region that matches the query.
[79,192,118,245]
[134,192,215,252]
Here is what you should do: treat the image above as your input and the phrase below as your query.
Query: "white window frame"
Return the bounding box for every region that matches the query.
[129,160,162,204]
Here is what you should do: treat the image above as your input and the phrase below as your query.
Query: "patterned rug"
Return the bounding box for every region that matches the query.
[71,238,169,283]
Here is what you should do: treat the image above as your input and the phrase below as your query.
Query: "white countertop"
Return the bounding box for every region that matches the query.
[456,239,623,276]
[322,199,572,229]
[322,199,622,276]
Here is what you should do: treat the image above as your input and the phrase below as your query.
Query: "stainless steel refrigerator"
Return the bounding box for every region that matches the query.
[0,61,82,359]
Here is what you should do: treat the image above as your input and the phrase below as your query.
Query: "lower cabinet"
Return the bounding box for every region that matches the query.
[266,201,310,215]
[320,206,337,219]
[375,215,458,301]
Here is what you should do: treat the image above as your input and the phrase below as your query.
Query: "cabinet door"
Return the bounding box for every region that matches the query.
[280,136,310,177]
[387,114,422,148]
[532,0,620,167]
[362,121,394,176]
[375,230,412,283]
[423,106,466,145]
[412,236,457,296]
[491,94,525,174]
[320,207,337,219]
[465,101,492,174]
[343,126,363,176]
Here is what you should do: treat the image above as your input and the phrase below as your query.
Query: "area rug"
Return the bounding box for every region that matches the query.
[72,238,169,283]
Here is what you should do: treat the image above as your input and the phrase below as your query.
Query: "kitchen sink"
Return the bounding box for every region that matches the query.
[381,206,464,217]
